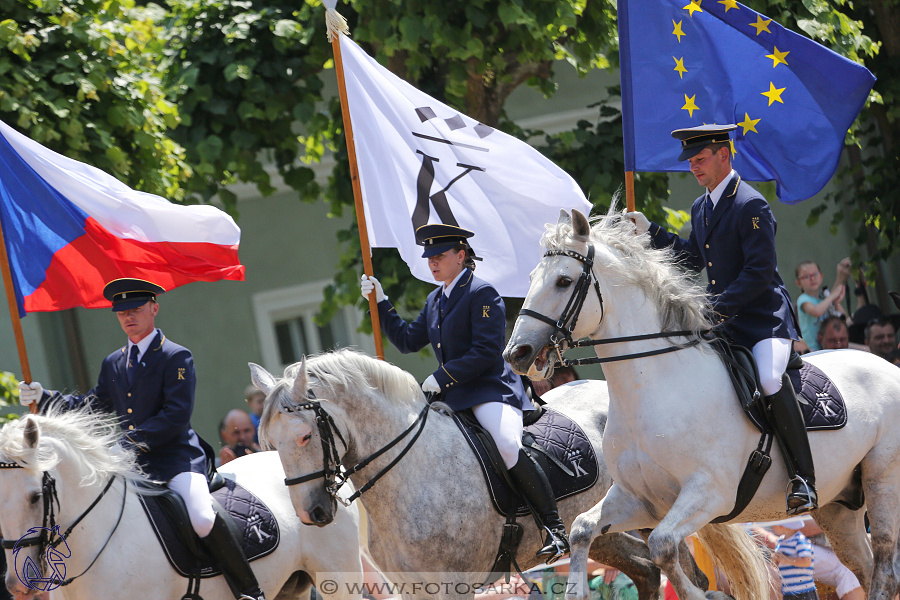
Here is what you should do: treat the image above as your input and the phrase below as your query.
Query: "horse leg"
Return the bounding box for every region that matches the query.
[861,456,900,599]
[644,482,733,600]
[637,529,709,593]
[567,485,658,600]
[813,503,872,593]
[587,532,660,600]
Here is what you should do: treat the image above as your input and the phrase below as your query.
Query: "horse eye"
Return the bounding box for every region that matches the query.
[302,433,312,443]
[30,492,41,505]
[556,277,573,288]
[307,389,316,400]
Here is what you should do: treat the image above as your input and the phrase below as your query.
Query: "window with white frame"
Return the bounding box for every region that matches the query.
[253,280,374,373]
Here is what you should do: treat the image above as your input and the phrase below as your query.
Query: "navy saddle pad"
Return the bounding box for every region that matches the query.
[747,360,847,434]
[452,406,600,517]
[138,476,280,578]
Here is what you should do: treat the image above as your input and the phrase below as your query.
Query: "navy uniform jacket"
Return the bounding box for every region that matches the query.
[377,269,530,412]
[648,173,799,349]
[39,329,206,481]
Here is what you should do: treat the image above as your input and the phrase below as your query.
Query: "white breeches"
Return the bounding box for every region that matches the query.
[472,402,524,469]
[813,543,862,597]
[752,337,793,396]
[168,471,216,538]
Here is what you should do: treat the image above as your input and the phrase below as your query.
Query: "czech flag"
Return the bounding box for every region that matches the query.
[0,120,245,317]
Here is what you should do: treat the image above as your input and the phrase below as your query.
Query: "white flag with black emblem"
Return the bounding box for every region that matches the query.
[340,35,591,297]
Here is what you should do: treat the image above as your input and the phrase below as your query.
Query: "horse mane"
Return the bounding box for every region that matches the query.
[258,348,424,449]
[0,404,147,487]
[542,201,714,336]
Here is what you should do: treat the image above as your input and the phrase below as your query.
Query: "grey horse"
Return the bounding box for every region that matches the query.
[249,350,696,600]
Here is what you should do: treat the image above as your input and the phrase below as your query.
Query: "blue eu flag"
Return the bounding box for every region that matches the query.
[619,0,875,203]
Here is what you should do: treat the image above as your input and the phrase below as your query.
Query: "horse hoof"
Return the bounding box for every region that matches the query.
[705,593,733,600]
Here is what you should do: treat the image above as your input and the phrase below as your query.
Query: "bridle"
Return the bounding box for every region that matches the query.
[518,242,708,368]
[281,391,433,506]
[0,460,126,587]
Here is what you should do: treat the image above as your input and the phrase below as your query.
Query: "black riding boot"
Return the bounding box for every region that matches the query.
[507,449,570,564]
[766,374,817,515]
[201,513,267,600]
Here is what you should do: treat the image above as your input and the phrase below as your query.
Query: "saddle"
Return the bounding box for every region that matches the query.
[136,474,280,579]
[711,338,854,522]
[450,404,600,518]
[713,338,847,432]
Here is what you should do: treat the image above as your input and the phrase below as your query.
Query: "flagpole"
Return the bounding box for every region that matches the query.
[328,23,385,361]
[0,220,37,414]
[625,171,635,213]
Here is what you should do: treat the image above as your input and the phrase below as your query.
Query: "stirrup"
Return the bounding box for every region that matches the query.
[536,527,570,565]
[785,476,817,516]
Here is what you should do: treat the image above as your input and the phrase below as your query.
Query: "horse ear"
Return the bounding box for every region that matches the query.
[572,209,591,239]
[248,363,276,395]
[558,210,572,226]
[291,355,309,402]
[23,415,39,449]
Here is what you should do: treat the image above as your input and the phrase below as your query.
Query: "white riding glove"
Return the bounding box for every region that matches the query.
[18,381,43,406]
[360,274,387,303]
[422,375,440,394]
[625,211,651,234]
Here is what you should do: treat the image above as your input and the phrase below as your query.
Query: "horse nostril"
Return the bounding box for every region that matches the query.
[514,345,532,360]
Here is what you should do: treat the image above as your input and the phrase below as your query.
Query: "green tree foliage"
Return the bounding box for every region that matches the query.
[163,0,338,215]
[0,371,22,424]
[0,0,190,198]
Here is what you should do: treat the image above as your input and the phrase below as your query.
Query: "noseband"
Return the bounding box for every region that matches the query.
[518,242,706,367]
[281,392,433,507]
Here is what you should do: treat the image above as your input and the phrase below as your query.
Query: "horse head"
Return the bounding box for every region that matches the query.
[504,208,605,377]
[252,357,346,527]
[0,416,57,596]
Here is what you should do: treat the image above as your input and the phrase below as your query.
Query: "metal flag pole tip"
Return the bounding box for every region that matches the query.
[323,0,350,42]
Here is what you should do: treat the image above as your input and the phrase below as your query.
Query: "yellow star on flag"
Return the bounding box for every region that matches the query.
[682,94,699,117]
[761,82,785,105]
[718,0,739,11]
[672,19,686,42]
[737,112,761,134]
[765,46,789,68]
[684,1,703,17]
[750,15,773,35]
[674,57,688,79]
[730,139,736,158]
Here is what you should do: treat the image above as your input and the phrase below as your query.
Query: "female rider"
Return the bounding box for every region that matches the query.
[360,224,569,563]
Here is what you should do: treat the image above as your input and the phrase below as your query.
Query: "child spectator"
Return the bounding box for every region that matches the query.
[772,518,818,600]
[795,259,849,351]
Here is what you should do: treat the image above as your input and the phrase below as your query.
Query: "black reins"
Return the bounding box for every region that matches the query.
[282,395,433,506]
[0,460,125,587]
[519,243,707,367]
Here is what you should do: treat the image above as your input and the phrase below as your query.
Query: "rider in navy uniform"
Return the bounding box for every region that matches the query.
[18,279,267,600]
[626,125,816,516]
[361,224,570,562]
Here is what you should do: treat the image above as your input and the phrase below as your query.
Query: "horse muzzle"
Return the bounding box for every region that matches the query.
[503,341,552,378]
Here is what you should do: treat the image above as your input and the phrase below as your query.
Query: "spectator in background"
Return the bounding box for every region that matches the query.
[244,384,265,443]
[795,259,850,351]
[532,366,581,397]
[218,409,260,466]
[771,518,818,600]
[817,316,850,350]
[865,318,898,362]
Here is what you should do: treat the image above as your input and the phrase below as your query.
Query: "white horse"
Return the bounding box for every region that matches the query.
[250,349,741,600]
[503,208,900,600]
[0,407,363,600]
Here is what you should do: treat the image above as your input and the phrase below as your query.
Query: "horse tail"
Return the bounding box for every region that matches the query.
[696,523,773,600]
